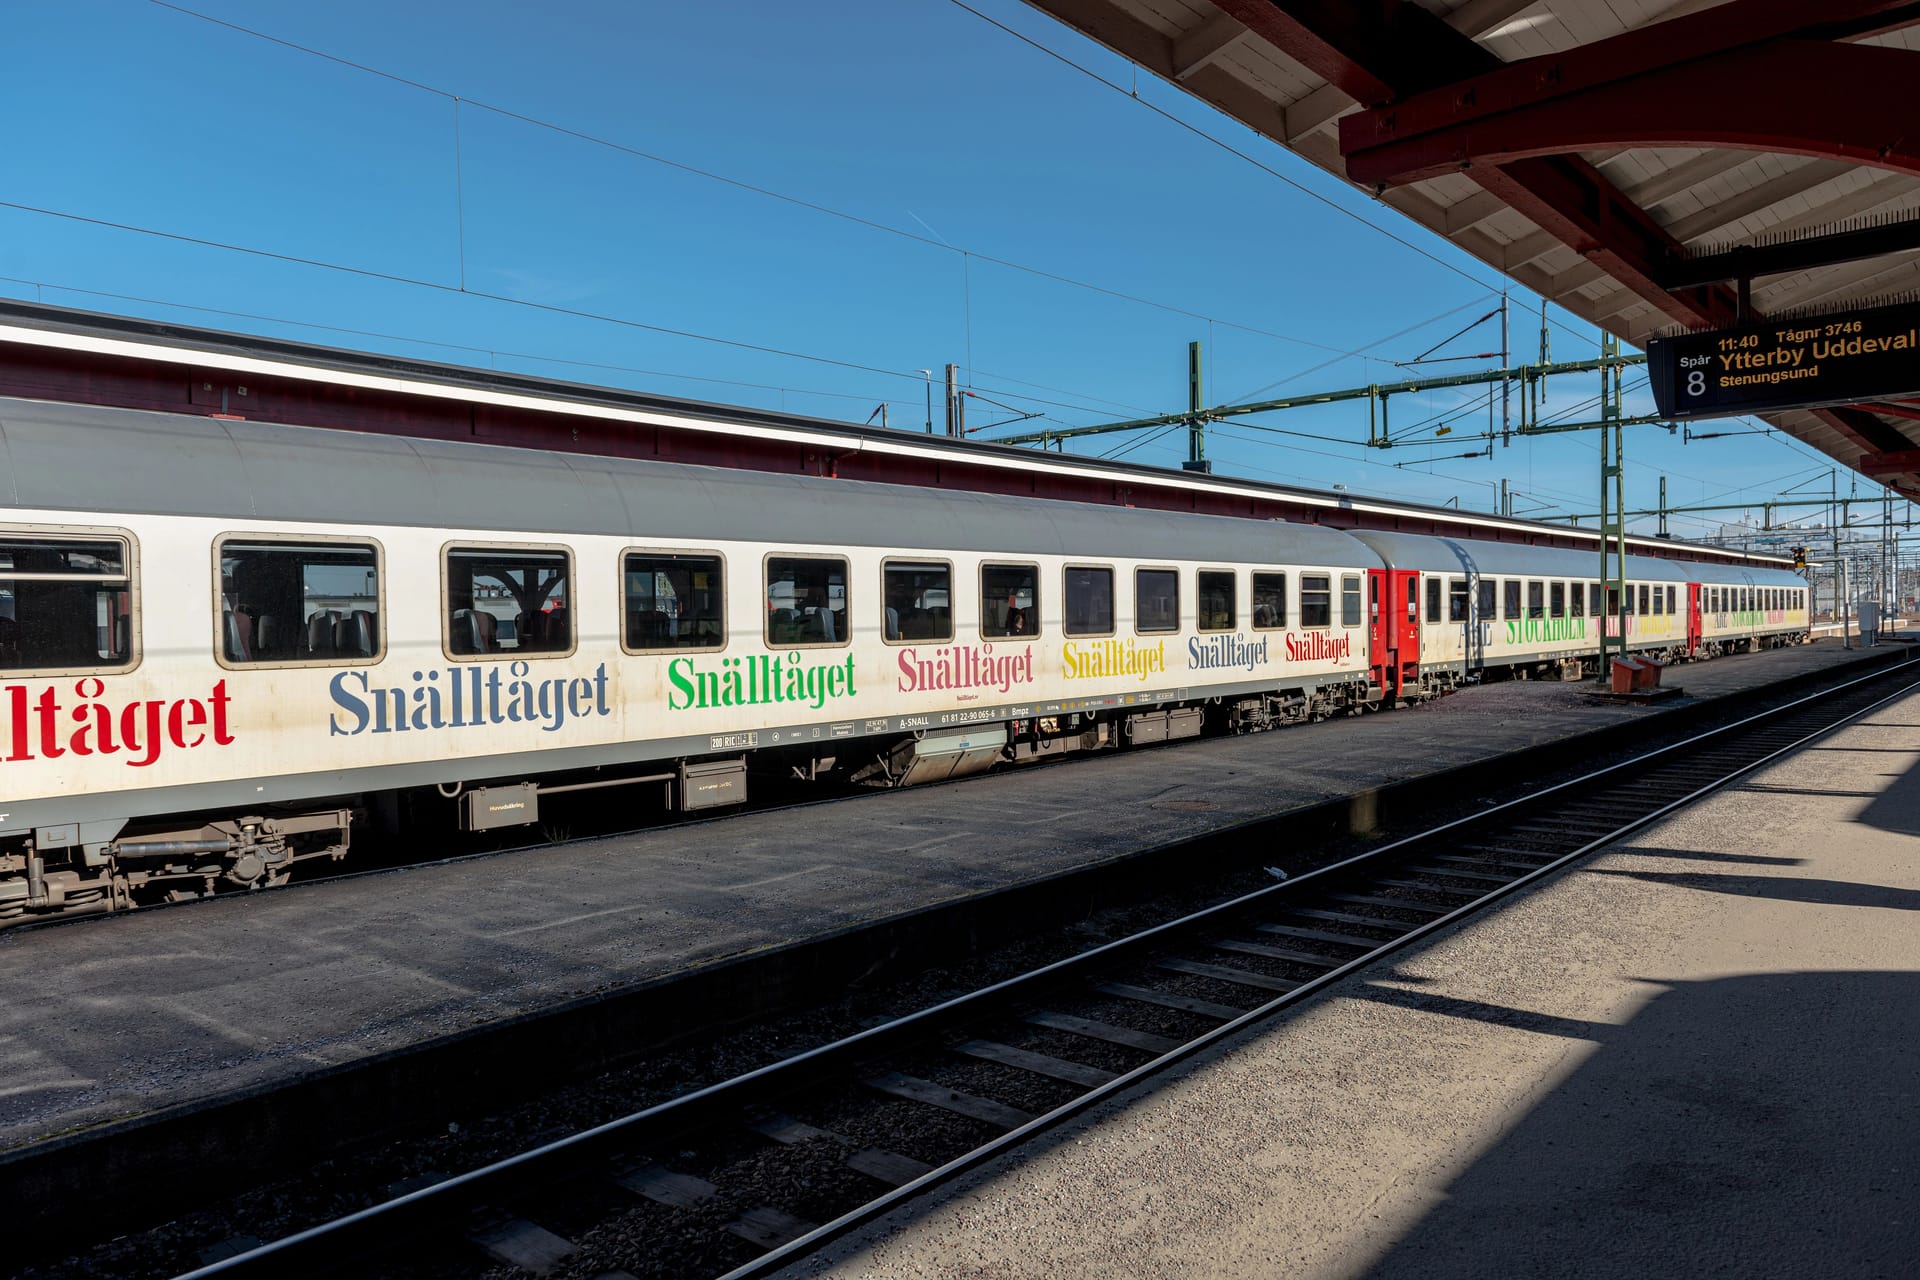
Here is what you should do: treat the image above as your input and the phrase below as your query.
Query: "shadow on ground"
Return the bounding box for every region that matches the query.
[1360,969,1920,1278]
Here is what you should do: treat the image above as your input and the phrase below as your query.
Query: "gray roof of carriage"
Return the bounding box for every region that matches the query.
[0,397,1387,566]
[1346,531,1806,586]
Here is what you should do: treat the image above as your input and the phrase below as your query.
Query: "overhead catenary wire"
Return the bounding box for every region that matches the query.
[145,0,1374,361]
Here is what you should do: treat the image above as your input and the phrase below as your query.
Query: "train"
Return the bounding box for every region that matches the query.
[0,395,1811,925]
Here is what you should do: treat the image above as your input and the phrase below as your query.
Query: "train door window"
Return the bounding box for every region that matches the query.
[1549,582,1565,619]
[623,552,723,652]
[1527,581,1545,620]
[1341,575,1362,628]
[446,545,570,658]
[1569,582,1584,618]
[1064,565,1114,636]
[1669,586,1679,615]
[1198,570,1236,632]
[1135,568,1180,634]
[1425,576,1441,624]
[1300,574,1331,628]
[765,556,848,647]
[1638,584,1651,615]
[0,531,135,673]
[1503,579,1521,620]
[1448,577,1469,623]
[982,562,1039,638]
[1476,578,1495,620]
[882,560,953,643]
[221,536,380,666]
[1252,572,1286,629]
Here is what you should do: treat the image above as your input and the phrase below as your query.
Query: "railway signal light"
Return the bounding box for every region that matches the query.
[1792,546,1807,569]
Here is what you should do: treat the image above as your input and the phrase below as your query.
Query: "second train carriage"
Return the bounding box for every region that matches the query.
[0,396,1809,923]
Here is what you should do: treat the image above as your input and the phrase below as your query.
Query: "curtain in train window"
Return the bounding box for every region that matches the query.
[0,534,133,672]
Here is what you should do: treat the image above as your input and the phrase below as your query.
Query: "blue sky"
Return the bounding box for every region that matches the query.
[1,0,1899,542]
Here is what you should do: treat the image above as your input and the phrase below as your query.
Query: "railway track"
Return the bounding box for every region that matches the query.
[144,657,1919,1280]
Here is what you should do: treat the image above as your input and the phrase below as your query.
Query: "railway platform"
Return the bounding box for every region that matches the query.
[0,639,1901,1156]
[788,668,1920,1279]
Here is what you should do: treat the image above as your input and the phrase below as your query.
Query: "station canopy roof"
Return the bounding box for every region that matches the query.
[1024,0,1920,495]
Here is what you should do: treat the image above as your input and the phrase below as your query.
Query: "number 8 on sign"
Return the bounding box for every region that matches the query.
[1686,369,1706,397]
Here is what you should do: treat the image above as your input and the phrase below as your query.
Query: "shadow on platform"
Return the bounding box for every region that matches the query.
[1361,970,1920,1278]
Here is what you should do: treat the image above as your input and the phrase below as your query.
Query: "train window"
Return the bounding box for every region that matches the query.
[1198,570,1236,632]
[1477,578,1495,620]
[1064,566,1114,636]
[1252,572,1286,629]
[1590,583,1603,616]
[1621,585,1634,615]
[1527,581,1545,620]
[1136,568,1179,634]
[446,545,570,658]
[766,556,848,647]
[0,532,135,673]
[221,537,379,666]
[1503,579,1521,621]
[1669,586,1679,615]
[623,552,723,652]
[1301,574,1332,628]
[1638,584,1651,615]
[1568,582,1584,618]
[982,562,1039,638]
[1449,578,1469,623]
[1653,588,1665,617]
[1341,575,1362,628]
[1425,577,1442,624]
[883,560,953,644]
[1549,582,1565,619]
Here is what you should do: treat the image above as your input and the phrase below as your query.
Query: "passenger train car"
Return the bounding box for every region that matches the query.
[0,398,1810,924]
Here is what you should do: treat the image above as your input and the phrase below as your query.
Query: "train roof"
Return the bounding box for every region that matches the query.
[0,396,1381,565]
[0,298,1790,569]
[1347,530,1806,586]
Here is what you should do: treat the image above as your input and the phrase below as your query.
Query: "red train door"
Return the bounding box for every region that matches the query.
[1367,569,1420,699]
[1394,570,1420,695]
[1686,582,1702,655]
[1367,569,1388,696]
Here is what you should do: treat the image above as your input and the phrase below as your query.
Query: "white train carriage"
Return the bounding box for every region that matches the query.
[2,398,1402,919]
[1348,531,1809,686]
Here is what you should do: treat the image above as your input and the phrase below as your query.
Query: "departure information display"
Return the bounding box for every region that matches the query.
[1648,298,1920,419]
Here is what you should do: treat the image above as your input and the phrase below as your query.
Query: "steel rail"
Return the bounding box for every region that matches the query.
[173,655,1920,1280]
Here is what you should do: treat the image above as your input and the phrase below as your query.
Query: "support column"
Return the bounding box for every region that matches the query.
[1598,335,1628,676]
[1183,341,1210,473]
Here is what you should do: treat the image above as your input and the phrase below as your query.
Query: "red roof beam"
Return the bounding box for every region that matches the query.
[1232,1,1741,331]
[1343,37,1920,189]
[1339,0,1913,186]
